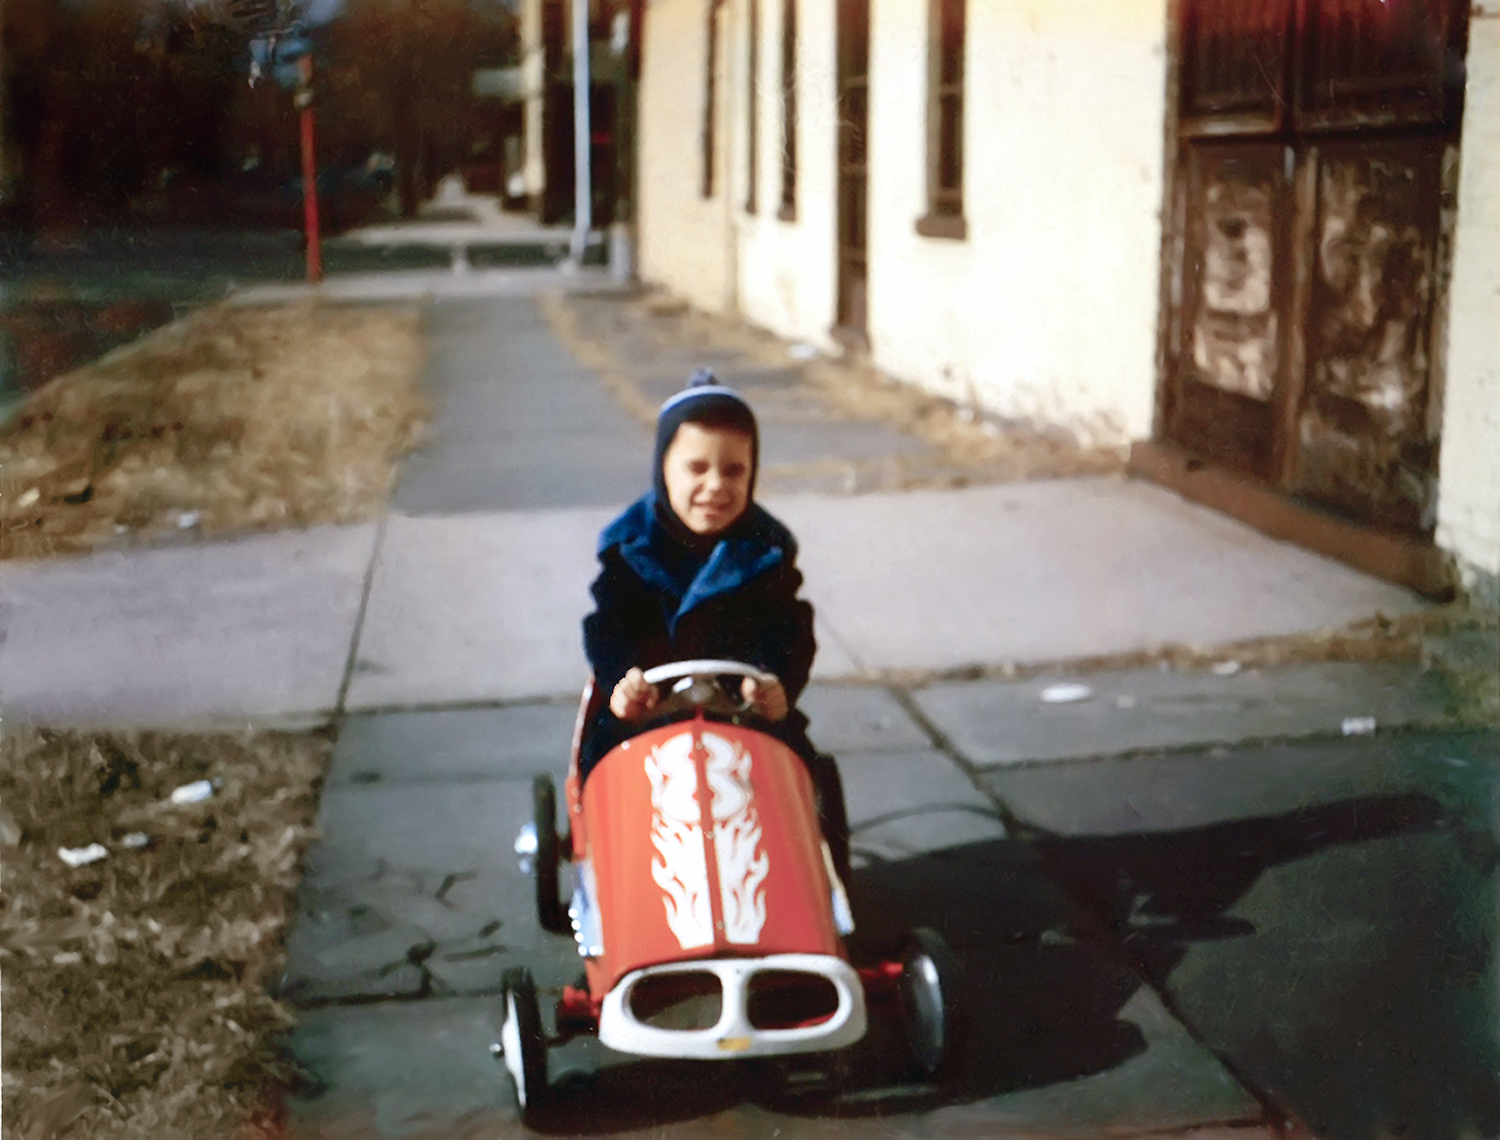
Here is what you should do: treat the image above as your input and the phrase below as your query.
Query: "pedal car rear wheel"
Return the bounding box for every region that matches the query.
[501,967,548,1121]
[533,776,569,934]
[811,753,851,885]
[897,928,963,1082]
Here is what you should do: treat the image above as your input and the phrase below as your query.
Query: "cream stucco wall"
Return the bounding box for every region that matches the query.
[520,0,546,202]
[640,0,1166,442]
[867,0,1167,447]
[734,0,840,349]
[1436,6,1500,599]
[637,0,736,314]
[637,0,840,342]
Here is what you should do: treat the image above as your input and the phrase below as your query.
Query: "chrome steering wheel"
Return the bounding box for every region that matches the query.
[640,659,777,717]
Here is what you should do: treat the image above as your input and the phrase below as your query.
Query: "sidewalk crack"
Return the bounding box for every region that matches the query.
[334,515,389,728]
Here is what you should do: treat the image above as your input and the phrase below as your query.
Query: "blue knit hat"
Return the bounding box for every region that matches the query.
[652,369,760,505]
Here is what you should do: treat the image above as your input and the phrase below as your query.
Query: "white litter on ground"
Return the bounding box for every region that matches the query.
[1040,682,1094,704]
[58,843,109,867]
[169,780,215,805]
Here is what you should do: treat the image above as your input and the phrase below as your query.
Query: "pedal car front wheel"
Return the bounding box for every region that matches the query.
[897,928,963,1082]
[500,967,548,1121]
[532,776,569,935]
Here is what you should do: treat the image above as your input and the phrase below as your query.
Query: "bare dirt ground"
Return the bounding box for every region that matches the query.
[1,300,429,1138]
[0,301,428,560]
[1,728,326,1140]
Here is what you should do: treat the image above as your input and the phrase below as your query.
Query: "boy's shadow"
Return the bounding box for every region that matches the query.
[530,790,1500,1137]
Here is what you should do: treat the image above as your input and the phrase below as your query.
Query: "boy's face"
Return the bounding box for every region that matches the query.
[661,422,753,536]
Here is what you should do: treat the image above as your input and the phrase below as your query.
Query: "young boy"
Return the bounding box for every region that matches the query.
[580,370,819,778]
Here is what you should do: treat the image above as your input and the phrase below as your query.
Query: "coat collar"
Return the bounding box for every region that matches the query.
[600,494,794,630]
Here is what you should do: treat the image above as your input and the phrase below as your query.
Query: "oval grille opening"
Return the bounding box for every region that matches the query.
[628,972,723,1030]
[747,970,839,1030]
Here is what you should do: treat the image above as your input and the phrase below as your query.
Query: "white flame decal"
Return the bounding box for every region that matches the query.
[645,730,770,950]
[646,734,713,949]
[704,734,769,945]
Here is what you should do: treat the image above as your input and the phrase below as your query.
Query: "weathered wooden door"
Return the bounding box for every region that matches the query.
[1165,0,1468,535]
[834,0,869,341]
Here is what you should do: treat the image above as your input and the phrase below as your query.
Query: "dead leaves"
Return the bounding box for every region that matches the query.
[0,300,429,560]
[1,728,327,1138]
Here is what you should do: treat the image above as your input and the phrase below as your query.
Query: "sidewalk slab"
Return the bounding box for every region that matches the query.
[915,661,1458,769]
[977,730,1500,1140]
[284,998,514,1136]
[978,728,1496,838]
[0,524,376,728]
[798,684,932,755]
[348,475,1430,711]
[770,479,1427,677]
[327,704,578,786]
[393,296,653,515]
[227,265,627,306]
[344,509,608,710]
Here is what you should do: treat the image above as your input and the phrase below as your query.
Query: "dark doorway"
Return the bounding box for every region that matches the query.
[833,0,869,345]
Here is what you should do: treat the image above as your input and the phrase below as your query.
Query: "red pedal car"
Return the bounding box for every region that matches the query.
[502,660,961,1122]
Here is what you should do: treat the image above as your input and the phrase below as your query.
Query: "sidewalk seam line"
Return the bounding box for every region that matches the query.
[884,698,1303,1131]
[334,516,389,729]
[882,684,1044,842]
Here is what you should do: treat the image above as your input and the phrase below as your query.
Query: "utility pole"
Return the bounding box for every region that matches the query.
[569,0,591,266]
[295,54,323,284]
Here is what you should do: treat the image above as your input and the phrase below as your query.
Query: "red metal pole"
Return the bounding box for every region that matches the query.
[297,54,323,284]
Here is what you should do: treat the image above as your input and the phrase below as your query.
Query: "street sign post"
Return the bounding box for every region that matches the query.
[295,54,322,284]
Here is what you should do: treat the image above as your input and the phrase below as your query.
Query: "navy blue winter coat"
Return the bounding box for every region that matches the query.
[580,492,817,776]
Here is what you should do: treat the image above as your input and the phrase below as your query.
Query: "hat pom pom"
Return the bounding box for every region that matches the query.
[687,368,718,388]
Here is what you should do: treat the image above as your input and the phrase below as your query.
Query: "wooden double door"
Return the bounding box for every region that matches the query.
[834,0,869,341]
[1163,0,1469,536]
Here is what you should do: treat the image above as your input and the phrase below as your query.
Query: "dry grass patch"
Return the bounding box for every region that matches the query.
[1,727,328,1139]
[0,301,428,560]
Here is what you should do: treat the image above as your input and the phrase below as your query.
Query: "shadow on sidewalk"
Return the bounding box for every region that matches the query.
[521,784,1500,1138]
[1027,789,1500,1140]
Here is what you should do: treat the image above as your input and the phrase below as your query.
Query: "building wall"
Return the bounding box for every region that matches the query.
[1436,3,1500,600]
[520,0,546,203]
[641,0,1167,444]
[637,0,736,314]
[866,0,1168,447]
[734,0,840,349]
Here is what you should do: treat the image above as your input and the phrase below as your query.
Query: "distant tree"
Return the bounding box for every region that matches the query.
[3,0,251,227]
[322,0,518,215]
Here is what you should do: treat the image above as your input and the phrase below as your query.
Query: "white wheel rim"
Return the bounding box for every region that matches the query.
[502,990,527,1107]
[903,952,946,1075]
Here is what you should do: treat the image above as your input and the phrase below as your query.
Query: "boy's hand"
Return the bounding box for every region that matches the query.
[741,675,788,722]
[610,667,659,721]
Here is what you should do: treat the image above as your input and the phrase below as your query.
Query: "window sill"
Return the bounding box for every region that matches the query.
[915,213,967,240]
[777,203,798,223]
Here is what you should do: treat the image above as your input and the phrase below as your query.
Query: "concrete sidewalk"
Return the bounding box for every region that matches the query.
[0,476,1436,729]
[0,283,1452,735]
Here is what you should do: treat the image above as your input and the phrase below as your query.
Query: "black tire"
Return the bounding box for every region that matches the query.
[811,753,852,886]
[533,776,568,935]
[897,927,964,1083]
[501,967,548,1122]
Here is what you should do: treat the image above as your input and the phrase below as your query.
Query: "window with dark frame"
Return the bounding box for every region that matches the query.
[917,0,966,239]
[702,0,720,198]
[746,0,760,214]
[779,0,797,219]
